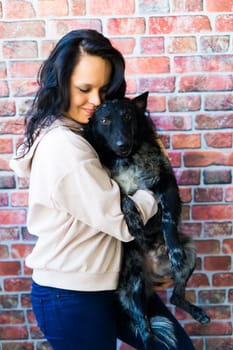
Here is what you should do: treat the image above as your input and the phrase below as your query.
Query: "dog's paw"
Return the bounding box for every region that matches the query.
[169,247,185,271]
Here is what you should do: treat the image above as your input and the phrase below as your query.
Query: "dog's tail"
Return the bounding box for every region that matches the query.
[150,316,177,349]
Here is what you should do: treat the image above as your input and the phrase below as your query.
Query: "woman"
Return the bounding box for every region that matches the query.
[10,29,195,350]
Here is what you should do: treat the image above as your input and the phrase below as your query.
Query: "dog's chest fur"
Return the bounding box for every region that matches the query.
[110,143,161,195]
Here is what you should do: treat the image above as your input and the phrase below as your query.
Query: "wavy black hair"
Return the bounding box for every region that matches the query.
[24,29,126,150]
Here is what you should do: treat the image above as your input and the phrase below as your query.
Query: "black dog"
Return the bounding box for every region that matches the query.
[84,92,210,349]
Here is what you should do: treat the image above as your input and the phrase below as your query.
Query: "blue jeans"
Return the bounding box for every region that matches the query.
[31,280,195,350]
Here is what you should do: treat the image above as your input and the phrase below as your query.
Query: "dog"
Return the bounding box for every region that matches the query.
[83,92,210,349]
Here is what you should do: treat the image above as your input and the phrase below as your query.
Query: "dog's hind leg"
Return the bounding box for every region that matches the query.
[169,239,211,324]
[170,274,210,324]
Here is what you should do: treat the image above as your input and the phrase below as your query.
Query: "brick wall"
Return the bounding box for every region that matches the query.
[0,0,233,349]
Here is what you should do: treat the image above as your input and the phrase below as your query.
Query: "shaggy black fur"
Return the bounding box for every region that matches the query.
[83,92,210,349]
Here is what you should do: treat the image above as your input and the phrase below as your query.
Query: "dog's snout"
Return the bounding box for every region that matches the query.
[116,139,132,156]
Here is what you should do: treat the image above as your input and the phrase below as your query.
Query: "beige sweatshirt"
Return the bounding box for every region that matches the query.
[10,117,158,291]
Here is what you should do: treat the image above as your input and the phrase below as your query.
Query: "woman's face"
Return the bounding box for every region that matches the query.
[67,53,112,124]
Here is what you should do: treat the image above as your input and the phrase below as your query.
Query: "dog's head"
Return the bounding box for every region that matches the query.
[86,92,149,158]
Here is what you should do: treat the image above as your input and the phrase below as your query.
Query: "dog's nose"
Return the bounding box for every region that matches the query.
[116,140,132,156]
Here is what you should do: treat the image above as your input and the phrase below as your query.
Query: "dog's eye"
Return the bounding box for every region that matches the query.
[101,118,111,125]
[124,114,131,122]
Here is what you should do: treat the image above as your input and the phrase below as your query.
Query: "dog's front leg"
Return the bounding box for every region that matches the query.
[156,175,185,271]
[120,194,146,244]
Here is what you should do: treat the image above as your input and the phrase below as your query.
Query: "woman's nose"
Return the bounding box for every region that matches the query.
[89,91,101,106]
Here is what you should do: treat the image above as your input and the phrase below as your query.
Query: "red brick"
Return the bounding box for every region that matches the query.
[204,132,233,148]
[110,38,136,55]
[167,36,197,54]
[194,187,223,202]
[179,222,202,238]
[216,15,233,32]
[206,0,233,11]
[2,342,34,350]
[199,289,226,304]
[0,262,21,276]
[195,240,220,254]
[126,57,170,75]
[172,133,201,149]
[204,222,232,238]
[0,175,15,189]
[88,0,135,15]
[5,0,36,18]
[38,0,68,16]
[139,77,175,93]
[200,36,230,53]
[0,118,24,134]
[185,321,232,336]
[153,115,192,131]
[11,191,29,207]
[205,93,233,111]
[179,187,192,202]
[213,273,233,287]
[0,210,26,225]
[193,205,233,220]
[10,80,38,97]
[0,81,9,97]
[168,151,181,167]
[47,19,101,37]
[174,169,200,185]
[187,273,210,288]
[195,113,233,129]
[179,75,233,92]
[0,310,25,324]
[0,245,9,258]
[40,40,56,58]
[16,56,43,81]
[4,278,32,292]
[0,100,16,116]
[0,158,11,171]
[0,21,45,39]
[149,16,211,34]
[125,79,137,94]
[204,256,231,271]
[119,343,136,350]
[174,55,233,73]
[0,193,8,206]
[140,37,164,54]
[225,186,233,202]
[0,138,13,153]
[71,0,86,16]
[172,0,203,11]
[192,338,203,350]
[3,42,38,59]
[11,244,33,259]
[0,228,19,241]
[0,62,7,78]
[206,337,233,350]
[184,150,233,167]
[0,326,28,339]
[168,95,201,112]
[147,95,166,112]
[0,295,18,308]
[138,0,169,13]
[204,169,232,184]
[107,18,145,35]
[223,239,233,254]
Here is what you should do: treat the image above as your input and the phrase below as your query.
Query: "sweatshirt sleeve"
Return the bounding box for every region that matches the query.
[51,145,157,242]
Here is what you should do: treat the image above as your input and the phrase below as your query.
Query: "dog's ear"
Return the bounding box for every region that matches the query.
[133,92,149,110]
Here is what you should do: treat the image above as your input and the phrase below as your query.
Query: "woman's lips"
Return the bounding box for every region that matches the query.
[83,108,95,115]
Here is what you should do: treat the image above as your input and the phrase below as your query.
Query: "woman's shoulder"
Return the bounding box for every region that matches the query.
[37,122,97,160]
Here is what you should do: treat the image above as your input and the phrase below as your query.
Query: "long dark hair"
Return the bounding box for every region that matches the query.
[24,29,126,150]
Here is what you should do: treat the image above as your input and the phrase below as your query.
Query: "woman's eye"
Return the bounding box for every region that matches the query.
[79,87,89,93]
